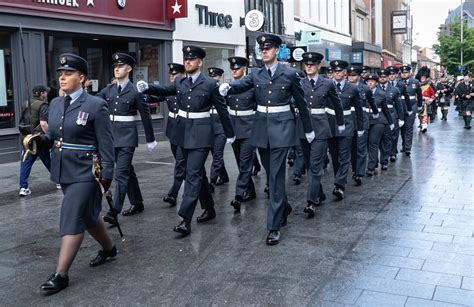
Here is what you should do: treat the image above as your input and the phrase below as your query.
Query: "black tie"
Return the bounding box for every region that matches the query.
[337,82,342,92]
[382,85,386,91]
[64,95,71,113]
[189,76,193,85]
[267,69,272,78]
[310,79,315,88]
[118,85,122,93]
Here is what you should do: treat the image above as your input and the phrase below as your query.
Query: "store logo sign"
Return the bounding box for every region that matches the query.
[195,4,233,29]
[32,0,95,8]
[244,10,264,32]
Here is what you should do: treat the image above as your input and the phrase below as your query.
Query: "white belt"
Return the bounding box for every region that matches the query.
[409,95,416,99]
[386,105,394,109]
[168,112,178,119]
[370,108,383,113]
[110,115,138,122]
[228,108,254,116]
[363,107,371,113]
[310,108,326,115]
[325,108,352,116]
[177,109,211,119]
[210,108,218,115]
[256,105,291,113]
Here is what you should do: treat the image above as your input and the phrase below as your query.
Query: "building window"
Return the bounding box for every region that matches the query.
[356,16,364,41]
[0,32,15,129]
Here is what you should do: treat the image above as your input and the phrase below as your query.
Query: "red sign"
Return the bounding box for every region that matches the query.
[0,0,172,29]
[167,0,187,19]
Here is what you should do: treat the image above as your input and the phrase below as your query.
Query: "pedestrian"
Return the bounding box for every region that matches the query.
[226,56,257,212]
[326,60,363,200]
[162,63,186,207]
[347,66,379,186]
[415,66,436,133]
[366,74,394,176]
[24,53,117,294]
[399,65,423,156]
[137,45,235,236]
[207,67,230,192]
[97,53,157,225]
[219,34,314,245]
[435,74,453,121]
[297,52,344,218]
[454,71,473,129]
[19,85,51,196]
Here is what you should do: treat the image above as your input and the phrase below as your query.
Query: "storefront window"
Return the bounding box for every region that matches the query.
[139,43,161,116]
[203,47,235,82]
[0,32,15,129]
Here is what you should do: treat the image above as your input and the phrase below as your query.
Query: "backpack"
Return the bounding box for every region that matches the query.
[18,106,32,136]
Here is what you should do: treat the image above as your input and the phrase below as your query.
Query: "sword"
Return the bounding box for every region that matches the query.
[93,154,131,256]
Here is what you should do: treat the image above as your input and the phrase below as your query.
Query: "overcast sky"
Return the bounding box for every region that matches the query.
[411,0,461,48]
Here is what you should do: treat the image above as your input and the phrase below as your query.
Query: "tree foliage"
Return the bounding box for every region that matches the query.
[433,20,474,74]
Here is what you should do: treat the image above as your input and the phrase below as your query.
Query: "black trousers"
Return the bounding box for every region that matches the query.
[210,133,229,182]
[113,147,143,212]
[328,136,353,189]
[302,139,327,204]
[231,138,256,198]
[168,143,185,198]
[178,148,214,221]
[351,129,369,177]
[367,124,385,171]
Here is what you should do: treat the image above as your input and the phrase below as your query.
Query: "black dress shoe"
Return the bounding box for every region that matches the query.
[266,231,280,246]
[293,175,301,185]
[405,150,411,157]
[173,219,191,235]
[103,210,118,226]
[163,195,177,207]
[320,192,326,202]
[389,155,396,162]
[40,272,69,294]
[230,199,241,213]
[333,186,344,200]
[242,191,256,202]
[122,203,144,216]
[89,246,117,267]
[196,208,216,223]
[215,177,229,186]
[287,158,294,167]
[281,203,292,226]
[353,176,362,186]
[209,182,215,193]
[381,164,388,171]
[304,202,317,218]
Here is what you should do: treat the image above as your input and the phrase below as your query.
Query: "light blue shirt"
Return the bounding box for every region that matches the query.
[334,79,346,89]
[68,87,84,105]
[187,70,201,83]
[265,62,278,77]
[308,75,319,84]
[117,80,130,90]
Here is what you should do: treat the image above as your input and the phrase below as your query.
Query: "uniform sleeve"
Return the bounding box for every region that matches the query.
[95,100,115,180]
[291,72,312,133]
[135,91,155,143]
[211,83,235,138]
[352,87,364,131]
[366,88,379,114]
[393,88,404,119]
[381,96,393,125]
[96,86,108,99]
[228,72,255,94]
[329,83,345,126]
[400,84,412,112]
[144,82,177,96]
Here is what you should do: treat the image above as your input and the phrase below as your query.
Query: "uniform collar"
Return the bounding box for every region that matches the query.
[307,75,318,83]
[187,70,201,83]
[265,62,278,77]
[67,87,84,104]
[117,80,130,89]
[334,79,346,88]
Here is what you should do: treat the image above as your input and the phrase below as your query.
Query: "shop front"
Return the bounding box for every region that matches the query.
[172,0,246,82]
[0,0,173,163]
[351,41,383,71]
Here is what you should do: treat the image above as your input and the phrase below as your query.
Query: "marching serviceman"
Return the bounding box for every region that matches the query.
[378,68,404,170]
[208,67,230,191]
[25,54,116,294]
[399,65,423,156]
[219,34,314,245]
[97,53,157,225]
[387,66,412,162]
[327,60,363,200]
[298,52,344,217]
[226,57,257,212]
[435,74,453,121]
[415,66,436,133]
[454,71,473,129]
[366,74,394,176]
[360,66,370,84]
[137,46,235,236]
[162,63,186,207]
[347,66,379,186]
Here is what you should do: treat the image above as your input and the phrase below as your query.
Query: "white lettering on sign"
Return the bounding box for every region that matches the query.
[34,0,81,8]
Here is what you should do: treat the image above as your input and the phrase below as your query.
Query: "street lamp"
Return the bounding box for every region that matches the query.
[461,0,464,70]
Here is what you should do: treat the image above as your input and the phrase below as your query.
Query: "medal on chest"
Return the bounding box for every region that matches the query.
[76,111,90,126]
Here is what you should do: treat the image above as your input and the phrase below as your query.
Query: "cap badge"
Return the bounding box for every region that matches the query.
[308,54,313,59]
[334,61,339,66]
[261,36,266,42]
[170,64,174,68]
[114,54,119,60]
[210,69,213,73]
[186,46,191,52]
[60,57,67,65]
[232,58,236,63]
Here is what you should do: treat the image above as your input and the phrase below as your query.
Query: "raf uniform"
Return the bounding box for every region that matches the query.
[378,68,404,170]
[399,65,423,156]
[226,56,257,212]
[327,60,363,200]
[386,66,412,161]
[366,74,393,175]
[140,46,234,235]
[224,34,314,245]
[163,63,186,206]
[208,67,230,189]
[96,53,155,222]
[360,66,370,84]
[347,66,379,186]
[39,54,116,293]
[297,52,344,217]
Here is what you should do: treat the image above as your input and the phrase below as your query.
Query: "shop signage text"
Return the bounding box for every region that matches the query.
[32,0,95,8]
[195,4,232,29]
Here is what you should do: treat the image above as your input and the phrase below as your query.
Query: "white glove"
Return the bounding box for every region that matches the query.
[226,136,236,144]
[147,140,157,152]
[338,125,346,133]
[305,131,315,143]
[398,120,405,127]
[137,80,149,93]
[407,111,413,116]
[357,130,364,137]
[389,124,395,131]
[372,113,379,119]
[219,83,231,97]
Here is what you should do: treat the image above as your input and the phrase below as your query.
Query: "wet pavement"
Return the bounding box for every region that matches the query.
[0,106,473,306]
